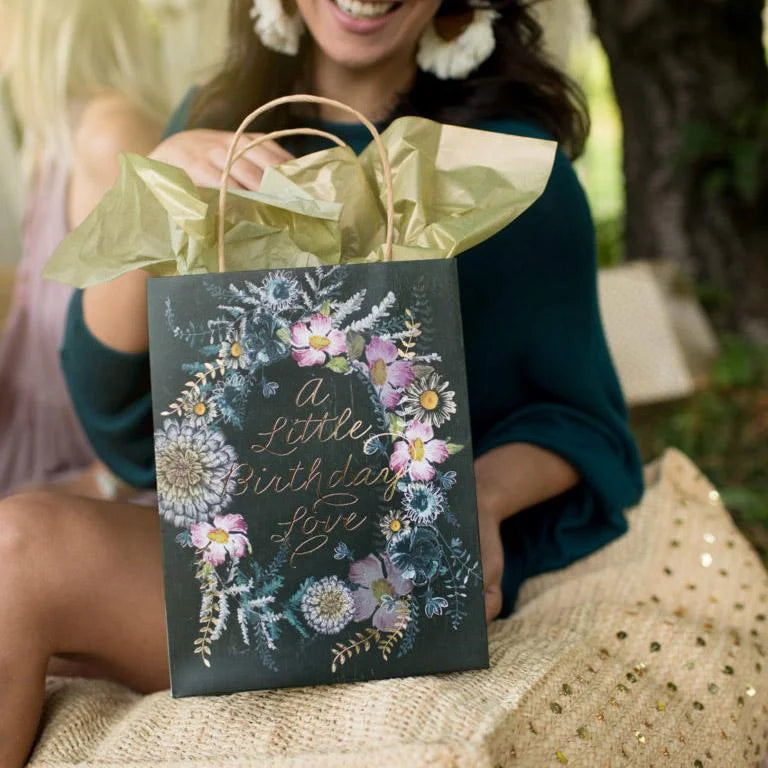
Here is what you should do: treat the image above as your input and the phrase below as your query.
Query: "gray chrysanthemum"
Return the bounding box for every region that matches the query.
[154,418,239,528]
[300,576,355,635]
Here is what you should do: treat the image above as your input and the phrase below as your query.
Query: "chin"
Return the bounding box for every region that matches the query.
[298,0,437,69]
[316,39,398,70]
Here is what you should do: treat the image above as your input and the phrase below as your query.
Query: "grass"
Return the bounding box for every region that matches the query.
[630,337,768,565]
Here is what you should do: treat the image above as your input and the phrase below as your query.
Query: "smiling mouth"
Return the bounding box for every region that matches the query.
[332,0,402,19]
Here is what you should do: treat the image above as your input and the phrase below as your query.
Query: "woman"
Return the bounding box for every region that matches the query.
[0,0,168,497]
[0,1,643,764]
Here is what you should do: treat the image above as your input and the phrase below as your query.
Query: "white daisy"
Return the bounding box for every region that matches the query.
[219,330,249,370]
[182,394,219,428]
[400,372,457,428]
[154,418,239,528]
[378,510,412,543]
[301,576,355,635]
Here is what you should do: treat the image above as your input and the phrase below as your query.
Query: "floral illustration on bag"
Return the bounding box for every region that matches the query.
[158,267,482,671]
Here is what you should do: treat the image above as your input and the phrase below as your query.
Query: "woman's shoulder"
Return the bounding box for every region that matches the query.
[69,93,163,228]
[74,93,162,165]
[471,117,555,143]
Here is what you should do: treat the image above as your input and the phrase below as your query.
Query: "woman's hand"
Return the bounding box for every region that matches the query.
[474,442,581,624]
[476,498,505,623]
[149,129,294,190]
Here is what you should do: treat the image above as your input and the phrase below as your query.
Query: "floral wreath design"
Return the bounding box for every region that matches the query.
[158,267,482,672]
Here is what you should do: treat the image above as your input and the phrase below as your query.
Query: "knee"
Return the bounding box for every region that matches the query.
[0,492,59,568]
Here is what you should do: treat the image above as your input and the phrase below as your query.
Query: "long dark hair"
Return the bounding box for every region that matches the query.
[190,0,589,157]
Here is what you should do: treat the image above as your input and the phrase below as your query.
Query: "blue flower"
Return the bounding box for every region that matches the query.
[243,316,289,368]
[262,380,279,398]
[438,470,458,490]
[390,526,441,586]
[424,593,449,618]
[402,481,445,525]
[261,271,299,311]
[333,542,354,561]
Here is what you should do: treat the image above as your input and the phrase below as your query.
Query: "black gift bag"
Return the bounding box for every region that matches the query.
[147,96,489,697]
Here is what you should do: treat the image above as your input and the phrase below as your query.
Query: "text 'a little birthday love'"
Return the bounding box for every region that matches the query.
[219,377,405,565]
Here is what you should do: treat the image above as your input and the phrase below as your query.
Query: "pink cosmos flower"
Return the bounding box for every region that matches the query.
[348,553,413,632]
[389,420,449,481]
[290,314,346,367]
[190,514,249,566]
[364,336,414,409]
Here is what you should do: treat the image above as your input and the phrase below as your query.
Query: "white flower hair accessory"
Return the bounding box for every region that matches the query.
[417,9,499,80]
[250,0,305,56]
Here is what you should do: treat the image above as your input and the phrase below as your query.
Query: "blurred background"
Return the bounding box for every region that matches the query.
[0,0,766,560]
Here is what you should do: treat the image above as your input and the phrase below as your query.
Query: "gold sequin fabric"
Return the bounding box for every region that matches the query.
[28,450,768,767]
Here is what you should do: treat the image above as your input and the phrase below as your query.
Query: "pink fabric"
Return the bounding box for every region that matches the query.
[0,157,94,495]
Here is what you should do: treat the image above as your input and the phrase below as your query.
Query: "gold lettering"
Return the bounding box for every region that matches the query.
[251,417,297,456]
[328,454,354,488]
[270,506,307,545]
[295,378,329,408]
[383,469,404,502]
[342,510,366,532]
[289,535,328,566]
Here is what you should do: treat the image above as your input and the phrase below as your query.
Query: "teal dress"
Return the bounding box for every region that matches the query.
[61,98,644,617]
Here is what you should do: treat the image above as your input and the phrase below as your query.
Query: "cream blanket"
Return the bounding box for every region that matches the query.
[27,450,768,767]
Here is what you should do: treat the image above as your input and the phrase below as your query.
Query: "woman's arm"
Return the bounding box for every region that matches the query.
[476,443,580,521]
[47,96,161,496]
[64,110,296,487]
[458,130,644,623]
[474,444,579,622]
[81,128,293,353]
[68,95,160,355]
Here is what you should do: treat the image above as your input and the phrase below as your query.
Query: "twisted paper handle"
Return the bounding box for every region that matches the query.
[217,95,395,272]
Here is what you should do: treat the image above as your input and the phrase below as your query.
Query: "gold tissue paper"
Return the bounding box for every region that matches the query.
[45,116,557,285]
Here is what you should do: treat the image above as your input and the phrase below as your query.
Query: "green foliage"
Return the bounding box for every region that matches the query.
[631,336,768,563]
[711,335,768,388]
[326,356,351,374]
[680,105,768,206]
[595,216,625,267]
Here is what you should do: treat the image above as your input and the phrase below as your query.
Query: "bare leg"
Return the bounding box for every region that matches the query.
[0,492,169,768]
[8,460,137,503]
[46,654,115,679]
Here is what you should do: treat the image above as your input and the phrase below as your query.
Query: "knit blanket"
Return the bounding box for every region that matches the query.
[27,449,768,767]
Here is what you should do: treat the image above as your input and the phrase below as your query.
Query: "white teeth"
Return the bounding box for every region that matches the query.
[334,0,395,19]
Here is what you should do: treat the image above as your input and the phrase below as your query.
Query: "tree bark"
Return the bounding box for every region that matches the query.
[586,0,768,339]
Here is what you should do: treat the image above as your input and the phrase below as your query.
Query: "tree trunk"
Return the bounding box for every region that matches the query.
[586,0,768,339]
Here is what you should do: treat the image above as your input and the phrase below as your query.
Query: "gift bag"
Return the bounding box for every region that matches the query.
[46,95,557,697]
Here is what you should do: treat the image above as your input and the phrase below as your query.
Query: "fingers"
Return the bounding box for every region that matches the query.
[483,551,504,623]
[195,161,245,190]
[477,502,505,624]
[148,129,295,192]
[241,133,294,164]
[484,583,503,623]
[207,136,294,191]
[208,145,263,190]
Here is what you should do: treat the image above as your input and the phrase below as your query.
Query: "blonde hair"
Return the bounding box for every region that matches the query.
[2,0,171,169]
